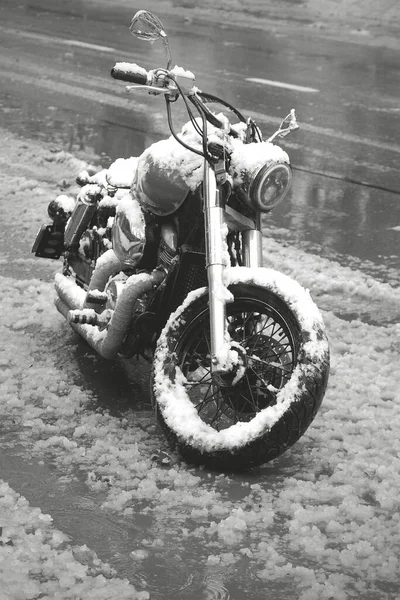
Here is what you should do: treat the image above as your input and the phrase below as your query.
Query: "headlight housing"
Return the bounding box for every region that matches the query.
[112,197,146,267]
[247,162,292,213]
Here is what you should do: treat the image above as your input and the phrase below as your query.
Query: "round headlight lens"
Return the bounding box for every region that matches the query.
[249,163,292,212]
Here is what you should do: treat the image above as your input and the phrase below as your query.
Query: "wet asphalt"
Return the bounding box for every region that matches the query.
[0,0,399,278]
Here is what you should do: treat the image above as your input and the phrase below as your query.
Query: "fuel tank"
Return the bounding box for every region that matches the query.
[132,132,204,216]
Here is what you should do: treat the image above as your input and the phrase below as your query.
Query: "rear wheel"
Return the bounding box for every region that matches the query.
[152,269,329,470]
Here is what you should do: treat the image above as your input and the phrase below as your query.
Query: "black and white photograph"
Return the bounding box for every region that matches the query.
[0,1,399,598]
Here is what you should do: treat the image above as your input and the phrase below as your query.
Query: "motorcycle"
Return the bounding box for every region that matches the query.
[32,10,329,470]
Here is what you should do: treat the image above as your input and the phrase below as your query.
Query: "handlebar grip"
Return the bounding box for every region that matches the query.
[111,62,149,85]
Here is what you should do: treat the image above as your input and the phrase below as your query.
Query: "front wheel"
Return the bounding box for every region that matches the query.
[152,267,330,470]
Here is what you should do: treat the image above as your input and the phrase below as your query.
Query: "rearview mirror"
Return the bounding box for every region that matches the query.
[278,109,299,137]
[130,10,172,69]
[267,109,299,143]
[130,10,165,41]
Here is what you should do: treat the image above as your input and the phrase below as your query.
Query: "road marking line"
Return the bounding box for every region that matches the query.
[62,39,116,53]
[0,26,116,54]
[246,77,319,93]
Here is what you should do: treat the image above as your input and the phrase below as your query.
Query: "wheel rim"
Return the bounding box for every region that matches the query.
[175,296,299,431]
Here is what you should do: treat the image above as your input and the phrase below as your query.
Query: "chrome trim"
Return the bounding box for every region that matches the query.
[55,268,166,360]
[242,229,263,268]
[224,205,255,231]
[249,162,292,213]
[204,162,229,372]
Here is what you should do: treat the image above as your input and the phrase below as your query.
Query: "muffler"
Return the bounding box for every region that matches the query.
[54,268,165,359]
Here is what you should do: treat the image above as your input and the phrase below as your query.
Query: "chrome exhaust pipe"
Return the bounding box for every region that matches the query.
[84,249,126,308]
[54,268,165,359]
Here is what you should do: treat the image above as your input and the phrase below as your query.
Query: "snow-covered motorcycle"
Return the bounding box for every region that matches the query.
[32,10,329,470]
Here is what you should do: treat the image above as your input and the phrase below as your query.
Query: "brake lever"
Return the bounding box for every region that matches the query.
[125,84,173,95]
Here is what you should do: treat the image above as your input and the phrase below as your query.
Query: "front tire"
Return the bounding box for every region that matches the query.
[152,267,329,470]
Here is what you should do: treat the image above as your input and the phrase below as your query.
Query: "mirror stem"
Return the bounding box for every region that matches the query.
[161,35,172,70]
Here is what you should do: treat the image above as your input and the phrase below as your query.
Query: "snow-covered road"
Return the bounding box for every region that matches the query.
[1,128,399,599]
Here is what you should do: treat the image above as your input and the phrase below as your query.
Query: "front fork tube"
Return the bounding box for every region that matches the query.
[204,162,263,374]
[241,219,263,339]
[241,215,263,268]
[204,163,230,374]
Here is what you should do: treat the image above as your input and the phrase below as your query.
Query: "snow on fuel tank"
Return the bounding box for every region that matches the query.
[131,122,206,216]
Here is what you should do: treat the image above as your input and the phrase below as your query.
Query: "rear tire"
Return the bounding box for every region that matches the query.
[152,267,329,471]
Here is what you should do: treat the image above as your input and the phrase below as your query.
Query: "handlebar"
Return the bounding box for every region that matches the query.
[110,59,296,160]
[111,62,149,85]
[110,61,247,150]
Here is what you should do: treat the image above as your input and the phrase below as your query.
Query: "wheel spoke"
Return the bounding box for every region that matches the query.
[193,382,214,411]
[195,383,223,410]
[209,392,227,430]
[239,391,257,412]
[248,320,282,353]
[183,370,211,386]
[223,393,245,422]
[204,333,212,357]
[248,366,278,392]
[250,353,293,374]
[245,372,257,410]
[175,295,298,431]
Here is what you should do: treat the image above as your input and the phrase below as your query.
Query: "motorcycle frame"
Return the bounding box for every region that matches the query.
[203,160,263,374]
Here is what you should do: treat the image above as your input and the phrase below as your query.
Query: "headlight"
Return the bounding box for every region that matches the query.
[112,197,146,266]
[247,162,292,213]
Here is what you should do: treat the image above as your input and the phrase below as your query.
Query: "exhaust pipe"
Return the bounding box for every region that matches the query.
[84,249,126,308]
[54,268,165,359]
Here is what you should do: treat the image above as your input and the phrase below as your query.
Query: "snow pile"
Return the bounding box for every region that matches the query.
[261,235,400,324]
[230,141,289,184]
[0,481,149,600]
[1,265,399,597]
[135,130,203,194]
[0,127,399,599]
[107,156,138,188]
[113,62,148,79]
[53,194,76,214]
